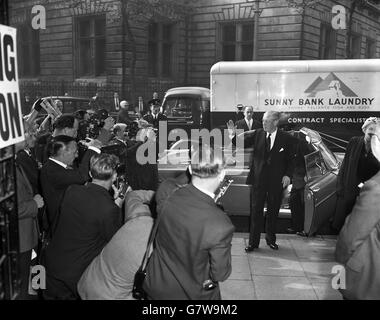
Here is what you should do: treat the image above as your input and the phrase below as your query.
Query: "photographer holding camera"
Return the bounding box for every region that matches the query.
[43,153,126,300]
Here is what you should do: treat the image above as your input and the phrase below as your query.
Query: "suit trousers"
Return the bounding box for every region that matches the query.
[249,181,283,247]
[18,249,33,300]
[289,187,305,232]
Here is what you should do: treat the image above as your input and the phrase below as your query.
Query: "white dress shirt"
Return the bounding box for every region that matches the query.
[49,157,68,169]
[245,118,253,130]
[193,184,215,199]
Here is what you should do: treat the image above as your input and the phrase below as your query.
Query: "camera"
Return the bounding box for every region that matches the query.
[125,121,139,139]
[87,109,109,139]
[202,279,217,291]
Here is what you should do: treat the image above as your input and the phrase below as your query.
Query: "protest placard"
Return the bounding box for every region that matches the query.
[0,24,24,148]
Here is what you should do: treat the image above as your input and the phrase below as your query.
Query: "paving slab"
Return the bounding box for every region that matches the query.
[220,233,339,300]
[229,256,252,280]
[311,281,342,300]
[247,254,306,277]
[253,275,318,300]
[220,279,256,300]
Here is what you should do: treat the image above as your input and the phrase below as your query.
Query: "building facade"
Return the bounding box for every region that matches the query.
[8,0,380,112]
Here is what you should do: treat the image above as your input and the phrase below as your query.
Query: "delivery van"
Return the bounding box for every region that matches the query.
[161,86,210,136]
[210,59,380,150]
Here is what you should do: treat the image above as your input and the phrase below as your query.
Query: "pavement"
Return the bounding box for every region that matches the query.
[220,233,342,300]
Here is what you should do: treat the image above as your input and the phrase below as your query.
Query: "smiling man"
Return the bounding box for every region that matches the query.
[228,111,296,252]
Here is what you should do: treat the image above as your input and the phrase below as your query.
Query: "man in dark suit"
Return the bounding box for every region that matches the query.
[143,147,235,300]
[143,102,167,130]
[43,153,124,299]
[40,135,101,232]
[229,111,295,251]
[235,106,261,132]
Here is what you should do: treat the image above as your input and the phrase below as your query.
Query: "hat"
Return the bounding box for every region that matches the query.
[362,117,380,132]
[148,98,161,106]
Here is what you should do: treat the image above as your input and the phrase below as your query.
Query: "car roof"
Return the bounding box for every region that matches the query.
[164,87,210,98]
[41,96,91,101]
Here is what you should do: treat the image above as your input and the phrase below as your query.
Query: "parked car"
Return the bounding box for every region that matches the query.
[157,127,340,236]
[38,96,91,114]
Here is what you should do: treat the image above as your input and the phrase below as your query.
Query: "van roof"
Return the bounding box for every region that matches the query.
[165,87,210,98]
[211,59,380,74]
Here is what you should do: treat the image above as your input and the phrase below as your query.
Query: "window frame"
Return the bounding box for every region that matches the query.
[365,37,376,58]
[318,23,336,59]
[74,14,106,78]
[18,24,40,78]
[148,22,176,78]
[219,21,254,61]
[349,32,362,59]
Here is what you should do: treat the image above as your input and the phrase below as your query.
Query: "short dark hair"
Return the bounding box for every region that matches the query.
[191,146,225,178]
[90,153,119,181]
[48,135,76,157]
[54,114,76,130]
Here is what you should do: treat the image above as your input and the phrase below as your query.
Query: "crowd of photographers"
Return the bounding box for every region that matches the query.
[16,96,164,299]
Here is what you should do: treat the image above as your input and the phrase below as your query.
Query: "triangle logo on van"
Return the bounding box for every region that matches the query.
[304,72,358,98]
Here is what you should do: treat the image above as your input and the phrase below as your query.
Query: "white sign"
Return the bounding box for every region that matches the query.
[0,24,24,148]
[212,71,379,113]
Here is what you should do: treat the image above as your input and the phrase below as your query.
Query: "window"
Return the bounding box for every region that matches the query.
[148,22,175,77]
[163,96,200,118]
[319,23,336,59]
[18,24,40,77]
[365,38,376,58]
[220,22,254,61]
[76,15,106,77]
[349,33,361,58]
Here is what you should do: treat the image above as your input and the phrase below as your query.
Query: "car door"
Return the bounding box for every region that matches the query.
[304,150,338,236]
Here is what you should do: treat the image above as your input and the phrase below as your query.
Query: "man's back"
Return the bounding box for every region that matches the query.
[45,183,121,285]
[144,183,234,300]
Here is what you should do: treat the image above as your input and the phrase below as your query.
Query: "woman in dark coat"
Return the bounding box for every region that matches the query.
[332,117,380,231]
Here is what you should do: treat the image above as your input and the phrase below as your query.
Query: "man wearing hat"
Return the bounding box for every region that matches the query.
[332,117,380,232]
[143,101,167,130]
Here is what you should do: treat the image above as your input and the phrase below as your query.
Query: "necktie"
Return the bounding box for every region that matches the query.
[266,133,271,153]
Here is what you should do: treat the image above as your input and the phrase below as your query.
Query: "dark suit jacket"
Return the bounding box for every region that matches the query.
[45,183,122,292]
[40,149,97,229]
[235,118,261,132]
[16,149,40,194]
[245,129,295,188]
[143,113,167,129]
[125,141,158,191]
[144,181,235,300]
[335,171,380,299]
[333,137,366,230]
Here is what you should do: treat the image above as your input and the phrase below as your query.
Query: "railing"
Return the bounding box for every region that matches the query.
[19,78,177,113]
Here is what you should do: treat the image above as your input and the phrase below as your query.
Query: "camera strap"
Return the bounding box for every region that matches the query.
[138,183,185,272]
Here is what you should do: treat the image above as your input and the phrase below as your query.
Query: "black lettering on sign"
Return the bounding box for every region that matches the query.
[0,93,10,141]
[4,34,16,81]
[8,92,22,139]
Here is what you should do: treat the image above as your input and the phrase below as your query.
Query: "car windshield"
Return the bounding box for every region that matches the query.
[63,100,90,113]
[163,96,200,118]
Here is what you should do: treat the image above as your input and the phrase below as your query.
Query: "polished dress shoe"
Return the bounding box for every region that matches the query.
[266,241,279,250]
[245,245,257,253]
[286,227,296,234]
